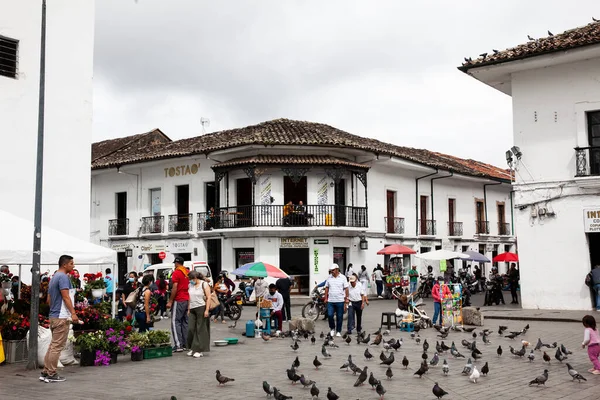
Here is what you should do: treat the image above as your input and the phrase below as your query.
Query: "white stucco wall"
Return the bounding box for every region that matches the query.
[0,0,94,240]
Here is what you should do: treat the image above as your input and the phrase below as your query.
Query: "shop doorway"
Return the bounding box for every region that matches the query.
[279,248,309,294]
[588,233,600,308]
[206,239,222,277]
[333,247,347,275]
[117,252,128,284]
[283,176,307,204]
[147,253,162,265]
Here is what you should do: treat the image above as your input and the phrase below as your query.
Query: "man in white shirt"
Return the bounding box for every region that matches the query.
[264,284,284,331]
[325,264,349,337]
[347,274,368,334]
[374,264,384,298]
[345,263,354,278]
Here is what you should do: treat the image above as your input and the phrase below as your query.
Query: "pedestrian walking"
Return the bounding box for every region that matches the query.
[408,265,419,294]
[590,265,600,311]
[123,272,138,317]
[345,263,354,278]
[431,276,451,326]
[508,264,520,304]
[167,256,190,352]
[155,274,168,319]
[324,263,349,337]
[135,275,154,333]
[373,264,384,298]
[186,271,212,358]
[357,265,370,294]
[104,268,114,301]
[276,276,293,322]
[347,274,368,334]
[40,255,79,383]
[581,315,600,374]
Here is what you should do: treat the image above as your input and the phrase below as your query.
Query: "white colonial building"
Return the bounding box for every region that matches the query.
[90,119,514,294]
[0,0,95,240]
[460,20,600,310]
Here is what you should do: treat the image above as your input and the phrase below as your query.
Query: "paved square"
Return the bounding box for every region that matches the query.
[0,299,598,400]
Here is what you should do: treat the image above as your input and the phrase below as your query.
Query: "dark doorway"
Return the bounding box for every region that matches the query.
[175,185,190,231]
[279,248,309,294]
[588,233,600,308]
[386,191,395,233]
[117,252,128,284]
[236,178,253,227]
[419,195,428,234]
[492,245,498,269]
[283,176,307,204]
[116,192,127,219]
[335,179,346,226]
[587,111,600,175]
[176,185,189,215]
[205,182,216,211]
[333,247,347,275]
[147,253,162,265]
[206,239,222,278]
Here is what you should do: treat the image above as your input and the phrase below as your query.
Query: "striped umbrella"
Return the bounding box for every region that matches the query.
[231,261,289,279]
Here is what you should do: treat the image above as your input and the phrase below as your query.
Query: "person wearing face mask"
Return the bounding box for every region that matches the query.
[186,271,212,358]
[122,272,138,317]
[11,276,20,300]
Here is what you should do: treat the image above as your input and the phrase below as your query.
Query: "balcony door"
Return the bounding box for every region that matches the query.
[335,179,346,226]
[476,200,485,233]
[116,192,127,220]
[175,185,190,231]
[497,203,506,234]
[236,178,253,227]
[150,188,161,216]
[448,198,456,235]
[283,176,307,205]
[587,111,600,175]
[419,195,428,234]
[386,190,395,233]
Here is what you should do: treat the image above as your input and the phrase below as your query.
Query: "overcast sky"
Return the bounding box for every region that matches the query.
[93,0,599,167]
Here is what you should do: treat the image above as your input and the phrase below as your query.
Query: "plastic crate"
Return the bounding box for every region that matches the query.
[143,346,172,360]
[3,339,28,364]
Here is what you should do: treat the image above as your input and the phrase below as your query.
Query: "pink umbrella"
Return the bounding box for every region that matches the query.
[377,244,416,255]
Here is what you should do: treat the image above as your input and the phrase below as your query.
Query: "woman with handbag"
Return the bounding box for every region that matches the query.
[123,272,138,317]
[135,275,154,332]
[211,276,228,324]
[186,271,212,358]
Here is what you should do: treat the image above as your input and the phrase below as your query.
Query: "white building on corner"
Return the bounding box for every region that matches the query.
[460,20,600,310]
[0,0,95,240]
[90,119,515,294]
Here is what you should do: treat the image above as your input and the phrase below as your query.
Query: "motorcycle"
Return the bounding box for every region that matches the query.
[484,275,505,306]
[237,281,252,305]
[302,282,347,321]
[218,292,243,320]
[416,274,434,298]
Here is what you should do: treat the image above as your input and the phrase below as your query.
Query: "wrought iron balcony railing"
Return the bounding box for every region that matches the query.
[475,220,489,234]
[108,218,129,236]
[385,217,405,234]
[141,216,164,234]
[498,222,511,235]
[575,146,600,177]
[168,214,193,232]
[418,219,436,235]
[448,221,463,237]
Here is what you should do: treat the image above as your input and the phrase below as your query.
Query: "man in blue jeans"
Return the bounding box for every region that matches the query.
[324,264,349,337]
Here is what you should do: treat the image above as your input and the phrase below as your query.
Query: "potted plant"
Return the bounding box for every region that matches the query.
[0,313,30,363]
[84,273,107,298]
[104,328,128,364]
[144,330,172,359]
[75,331,108,366]
[127,332,149,361]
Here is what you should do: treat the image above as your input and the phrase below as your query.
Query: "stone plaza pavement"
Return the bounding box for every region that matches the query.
[0,297,598,400]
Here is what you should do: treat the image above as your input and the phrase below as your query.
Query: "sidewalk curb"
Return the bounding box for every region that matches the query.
[483,314,581,323]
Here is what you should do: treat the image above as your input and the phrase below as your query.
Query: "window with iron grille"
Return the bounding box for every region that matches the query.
[0,35,18,79]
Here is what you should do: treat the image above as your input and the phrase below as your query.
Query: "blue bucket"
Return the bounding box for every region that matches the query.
[259,308,271,318]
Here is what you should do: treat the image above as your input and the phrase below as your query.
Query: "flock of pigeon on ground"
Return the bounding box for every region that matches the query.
[211,321,589,399]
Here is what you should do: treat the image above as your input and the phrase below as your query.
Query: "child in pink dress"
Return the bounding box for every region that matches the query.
[581,315,600,374]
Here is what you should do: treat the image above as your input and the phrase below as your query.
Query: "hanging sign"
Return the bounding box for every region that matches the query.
[440,259,447,272]
[280,238,309,248]
[584,208,600,232]
[313,248,319,273]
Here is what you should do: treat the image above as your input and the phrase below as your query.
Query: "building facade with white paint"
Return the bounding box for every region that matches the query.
[0,0,95,240]
[460,21,600,310]
[90,120,514,294]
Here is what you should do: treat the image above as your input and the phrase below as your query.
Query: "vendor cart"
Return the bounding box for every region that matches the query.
[440,283,463,328]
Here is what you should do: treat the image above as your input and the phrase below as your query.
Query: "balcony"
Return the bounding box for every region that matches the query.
[498,222,511,235]
[385,217,405,234]
[575,146,600,177]
[141,216,164,234]
[197,205,368,231]
[418,219,436,236]
[475,220,489,234]
[168,214,193,232]
[108,218,129,236]
[448,221,463,237]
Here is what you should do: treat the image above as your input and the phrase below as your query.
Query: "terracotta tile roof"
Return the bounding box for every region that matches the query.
[91,119,510,181]
[459,21,600,71]
[212,154,370,170]
[91,129,171,168]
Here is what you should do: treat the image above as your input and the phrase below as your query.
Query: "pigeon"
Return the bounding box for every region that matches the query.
[442,359,449,375]
[339,360,350,371]
[547,30,554,36]
[286,368,301,385]
[375,382,386,399]
[498,325,508,335]
[493,49,499,54]
[385,366,393,379]
[433,382,448,399]
[373,328,382,335]
[368,372,379,389]
[451,348,465,358]
[364,348,373,361]
[311,336,316,345]
[422,352,428,361]
[472,332,477,339]
[414,363,427,378]
[527,34,535,41]
[515,346,526,358]
[436,341,444,353]
[321,345,331,358]
[319,331,324,339]
[470,366,480,383]
[555,348,567,363]
[293,356,300,369]
[461,339,471,348]
[345,336,352,346]
[379,350,387,362]
[263,381,275,397]
[313,356,322,370]
[497,345,503,357]
[462,327,476,333]
[423,339,429,352]
[430,352,439,366]
[361,334,371,344]
[216,370,235,386]
[528,369,549,386]
[471,343,481,354]
[566,363,587,382]
[310,383,319,399]
[383,329,391,336]
[437,331,448,339]
[350,363,362,375]
[273,387,293,400]
[415,335,421,344]
[440,341,450,352]
[482,333,491,345]
[534,338,543,351]
[228,320,237,329]
[354,366,368,386]
[380,353,395,366]
[371,334,383,346]
[528,350,535,362]
[410,332,416,339]
[505,332,518,339]
[402,355,409,369]
[560,344,573,355]
[481,361,489,376]
[326,387,338,400]
[462,358,473,375]
[300,375,315,388]
[262,333,272,341]
[551,342,558,348]
[594,17,600,22]
[543,351,551,364]
[391,339,402,351]
[521,340,530,348]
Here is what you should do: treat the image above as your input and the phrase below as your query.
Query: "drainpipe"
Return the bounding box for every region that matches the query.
[483,181,502,231]
[415,169,439,235]
[510,190,515,236]
[430,171,454,231]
